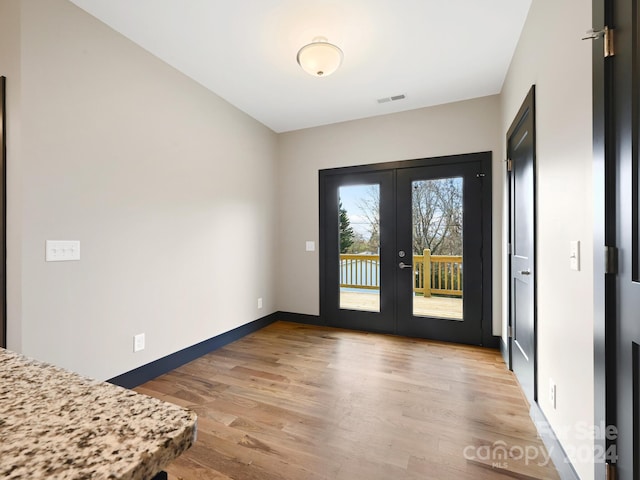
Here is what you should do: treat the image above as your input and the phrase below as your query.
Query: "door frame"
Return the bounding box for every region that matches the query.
[0,77,6,349]
[319,151,496,347]
[506,85,538,404]
[592,0,615,478]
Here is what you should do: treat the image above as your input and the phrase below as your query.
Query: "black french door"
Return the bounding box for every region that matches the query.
[322,170,395,334]
[320,153,493,346]
[395,163,484,344]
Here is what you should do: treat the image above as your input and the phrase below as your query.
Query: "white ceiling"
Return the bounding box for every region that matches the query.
[69,0,532,133]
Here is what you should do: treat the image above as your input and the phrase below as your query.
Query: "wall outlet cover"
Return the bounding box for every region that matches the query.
[134,333,145,353]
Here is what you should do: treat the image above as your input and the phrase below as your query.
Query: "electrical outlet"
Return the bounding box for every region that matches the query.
[133,333,145,353]
[257,298,263,309]
[549,379,556,409]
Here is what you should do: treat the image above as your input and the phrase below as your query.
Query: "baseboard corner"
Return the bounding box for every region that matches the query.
[276,311,324,326]
[484,335,501,349]
[108,312,278,389]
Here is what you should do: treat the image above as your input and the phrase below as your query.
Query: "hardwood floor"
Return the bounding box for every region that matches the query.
[137,322,559,480]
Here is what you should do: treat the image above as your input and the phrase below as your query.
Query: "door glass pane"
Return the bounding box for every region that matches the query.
[411,177,463,320]
[339,185,380,312]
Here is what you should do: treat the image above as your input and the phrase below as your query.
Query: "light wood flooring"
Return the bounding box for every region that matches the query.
[137,322,559,480]
[340,291,463,320]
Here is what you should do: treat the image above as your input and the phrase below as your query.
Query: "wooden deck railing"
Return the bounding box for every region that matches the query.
[339,249,462,297]
[413,249,463,297]
[340,254,380,290]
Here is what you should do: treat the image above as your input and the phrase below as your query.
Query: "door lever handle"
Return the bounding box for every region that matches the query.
[519,269,531,275]
[399,262,412,269]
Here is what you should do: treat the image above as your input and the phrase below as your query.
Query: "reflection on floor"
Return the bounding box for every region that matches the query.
[340,290,463,320]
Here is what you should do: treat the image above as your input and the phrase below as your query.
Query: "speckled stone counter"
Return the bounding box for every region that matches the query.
[0,348,197,479]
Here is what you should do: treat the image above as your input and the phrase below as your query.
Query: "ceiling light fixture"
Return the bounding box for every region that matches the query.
[296,36,343,77]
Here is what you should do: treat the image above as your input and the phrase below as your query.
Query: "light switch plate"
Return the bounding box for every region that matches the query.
[569,240,580,271]
[46,240,80,262]
[306,241,315,252]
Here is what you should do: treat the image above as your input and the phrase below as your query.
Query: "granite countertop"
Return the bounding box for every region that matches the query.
[0,348,197,479]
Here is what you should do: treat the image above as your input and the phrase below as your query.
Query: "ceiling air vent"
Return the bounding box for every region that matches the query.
[377,94,406,104]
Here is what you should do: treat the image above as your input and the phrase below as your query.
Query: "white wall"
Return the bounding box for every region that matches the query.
[277,96,504,335]
[4,0,279,381]
[500,1,594,478]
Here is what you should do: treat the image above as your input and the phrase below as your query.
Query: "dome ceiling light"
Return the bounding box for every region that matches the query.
[296,36,343,77]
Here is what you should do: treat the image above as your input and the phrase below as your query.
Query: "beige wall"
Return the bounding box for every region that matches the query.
[277,96,504,335]
[4,0,279,381]
[500,0,594,478]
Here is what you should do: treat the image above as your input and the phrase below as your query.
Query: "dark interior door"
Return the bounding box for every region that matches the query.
[508,86,537,404]
[602,0,640,475]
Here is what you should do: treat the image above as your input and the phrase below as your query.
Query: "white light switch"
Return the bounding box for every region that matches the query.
[306,241,315,252]
[46,240,80,262]
[569,240,580,271]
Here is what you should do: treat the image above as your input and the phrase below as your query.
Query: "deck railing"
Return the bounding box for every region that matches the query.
[339,249,463,297]
[340,254,380,290]
[413,249,463,297]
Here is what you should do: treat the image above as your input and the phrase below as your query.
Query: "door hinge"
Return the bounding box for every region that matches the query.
[507,243,512,255]
[605,246,618,274]
[582,26,615,57]
[507,326,513,338]
[506,159,513,172]
[606,462,617,480]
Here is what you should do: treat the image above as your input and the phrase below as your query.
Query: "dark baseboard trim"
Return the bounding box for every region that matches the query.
[109,310,501,388]
[276,311,325,326]
[278,312,500,350]
[484,335,501,349]
[529,402,580,480]
[108,313,279,389]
